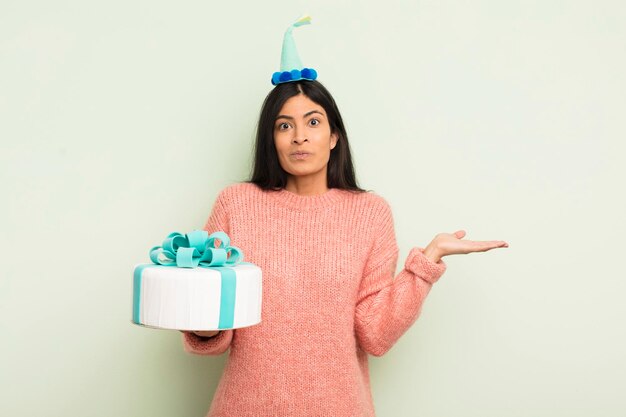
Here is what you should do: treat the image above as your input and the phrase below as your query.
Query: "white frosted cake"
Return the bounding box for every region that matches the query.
[131,230,262,331]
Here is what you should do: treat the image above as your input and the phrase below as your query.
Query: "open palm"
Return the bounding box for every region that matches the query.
[433,230,508,259]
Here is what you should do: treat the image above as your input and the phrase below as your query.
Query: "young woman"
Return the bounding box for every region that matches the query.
[181,80,508,417]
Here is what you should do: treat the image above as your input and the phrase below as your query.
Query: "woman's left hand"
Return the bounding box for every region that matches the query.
[423,230,508,263]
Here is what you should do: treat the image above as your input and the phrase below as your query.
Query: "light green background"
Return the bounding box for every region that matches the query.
[1,0,625,416]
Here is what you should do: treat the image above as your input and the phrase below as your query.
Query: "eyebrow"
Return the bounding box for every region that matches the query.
[275,110,324,121]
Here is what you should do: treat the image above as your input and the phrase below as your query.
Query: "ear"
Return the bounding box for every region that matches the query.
[330,132,338,150]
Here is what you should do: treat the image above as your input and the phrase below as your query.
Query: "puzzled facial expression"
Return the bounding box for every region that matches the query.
[273,94,338,179]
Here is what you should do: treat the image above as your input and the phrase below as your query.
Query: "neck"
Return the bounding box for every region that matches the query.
[285,173,329,196]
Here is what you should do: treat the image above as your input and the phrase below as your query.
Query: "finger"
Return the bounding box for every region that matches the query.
[486,240,508,248]
[473,241,508,251]
[454,230,466,239]
[452,240,501,253]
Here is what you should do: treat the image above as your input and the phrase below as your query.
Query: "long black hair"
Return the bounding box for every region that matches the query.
[248,80,365,192]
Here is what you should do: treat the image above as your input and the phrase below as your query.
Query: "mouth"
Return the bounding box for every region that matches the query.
[290,151,311,160]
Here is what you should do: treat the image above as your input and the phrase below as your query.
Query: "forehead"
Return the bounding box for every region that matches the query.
[277,94,326,117]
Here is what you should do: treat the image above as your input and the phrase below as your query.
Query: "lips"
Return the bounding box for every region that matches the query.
[290,151,311,160]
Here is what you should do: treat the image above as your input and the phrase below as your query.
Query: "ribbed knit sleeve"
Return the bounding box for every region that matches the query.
[182,329,233,356]
[181,187,234,356]
[354,199,447,357]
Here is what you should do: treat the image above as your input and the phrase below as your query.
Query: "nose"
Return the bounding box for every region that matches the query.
[292,136,309,144]
[291,127,308,144]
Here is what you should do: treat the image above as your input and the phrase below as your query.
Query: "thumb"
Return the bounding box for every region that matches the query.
[454,230,466,239]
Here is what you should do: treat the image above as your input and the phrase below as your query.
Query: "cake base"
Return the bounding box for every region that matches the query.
[132,263,262,330]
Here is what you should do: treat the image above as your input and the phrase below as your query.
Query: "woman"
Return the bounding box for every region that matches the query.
[181,80,508,416]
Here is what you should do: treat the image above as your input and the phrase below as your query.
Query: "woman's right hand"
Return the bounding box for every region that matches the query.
[180,330,220,338]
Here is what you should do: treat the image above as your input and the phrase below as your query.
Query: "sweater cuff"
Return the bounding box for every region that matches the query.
[182,330,233,355]
[404,247,447,285]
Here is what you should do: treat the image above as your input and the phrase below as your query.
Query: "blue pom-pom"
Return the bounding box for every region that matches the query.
[300,68,317,81]
[272,68,319,85]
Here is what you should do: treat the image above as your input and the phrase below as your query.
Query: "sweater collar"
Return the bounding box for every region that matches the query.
[265,187,345,211]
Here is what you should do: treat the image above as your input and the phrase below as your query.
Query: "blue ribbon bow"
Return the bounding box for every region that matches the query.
[149,230,243,268]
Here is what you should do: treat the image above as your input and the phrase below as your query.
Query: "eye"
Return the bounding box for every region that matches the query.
[277,122,290,130]
[309,118,320,126]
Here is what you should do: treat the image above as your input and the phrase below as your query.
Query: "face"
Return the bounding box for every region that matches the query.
[273,94,338,181]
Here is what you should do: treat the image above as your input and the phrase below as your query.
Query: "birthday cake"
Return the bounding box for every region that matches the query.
[132,231,262,331]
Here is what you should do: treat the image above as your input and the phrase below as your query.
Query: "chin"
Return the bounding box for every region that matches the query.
[286,165,322,177]
[287,169,315,177]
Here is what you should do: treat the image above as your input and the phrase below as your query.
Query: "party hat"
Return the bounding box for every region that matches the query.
[271,15,318,86]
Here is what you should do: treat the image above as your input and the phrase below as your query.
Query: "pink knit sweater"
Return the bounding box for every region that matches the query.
[182,183,447,417]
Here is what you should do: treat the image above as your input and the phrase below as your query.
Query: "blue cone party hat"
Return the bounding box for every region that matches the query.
[271,15,318,86]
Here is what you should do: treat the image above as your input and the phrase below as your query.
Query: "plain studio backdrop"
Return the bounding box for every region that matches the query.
[1,0,624,416]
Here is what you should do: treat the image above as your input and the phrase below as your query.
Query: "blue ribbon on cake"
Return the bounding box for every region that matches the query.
[149,230,243,268]
[133,231,244,329]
